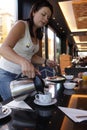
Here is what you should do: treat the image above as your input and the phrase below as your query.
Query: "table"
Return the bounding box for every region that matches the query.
[0,80,87,130]
[65,67,87,77]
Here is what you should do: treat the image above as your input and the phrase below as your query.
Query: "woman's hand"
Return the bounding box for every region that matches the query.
[20,59,40,78]
[46,59,57,67]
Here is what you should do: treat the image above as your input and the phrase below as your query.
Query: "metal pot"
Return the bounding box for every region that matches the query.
[10,74,45,101]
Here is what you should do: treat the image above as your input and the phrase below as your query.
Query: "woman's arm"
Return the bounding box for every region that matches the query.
[0,20,26,65]
[0,21,36,78]
[31,54,45,65]
[31,54,57,67]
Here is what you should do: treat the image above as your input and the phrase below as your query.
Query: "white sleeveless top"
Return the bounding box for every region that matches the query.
[0,21,39,74]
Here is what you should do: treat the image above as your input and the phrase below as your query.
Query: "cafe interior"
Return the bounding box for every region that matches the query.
[18,0,87,75]
[0,0,87,130]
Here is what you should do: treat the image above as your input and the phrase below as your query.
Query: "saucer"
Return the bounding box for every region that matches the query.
[46,76,65,83]
[0,107,12,119]
[34,98,57,106]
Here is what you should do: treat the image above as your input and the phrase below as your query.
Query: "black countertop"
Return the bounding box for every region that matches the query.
[0,80,87,130]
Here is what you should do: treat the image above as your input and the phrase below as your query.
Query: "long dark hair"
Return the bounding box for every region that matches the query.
[26,0,53,40]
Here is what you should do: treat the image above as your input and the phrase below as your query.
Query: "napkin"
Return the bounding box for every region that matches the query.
[4,100,33,110]
[58,106,87,122]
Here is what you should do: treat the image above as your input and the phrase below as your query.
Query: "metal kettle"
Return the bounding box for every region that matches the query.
[10,74,45,101]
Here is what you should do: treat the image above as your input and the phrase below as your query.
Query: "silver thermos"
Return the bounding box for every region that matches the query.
[10,79,35,101]
[10,75,45,101]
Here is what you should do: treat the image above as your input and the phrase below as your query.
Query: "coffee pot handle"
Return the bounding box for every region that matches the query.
[15,73,28,80]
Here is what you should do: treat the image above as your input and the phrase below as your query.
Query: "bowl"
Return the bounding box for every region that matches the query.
[63,82,76,89]
[64,75,74,80]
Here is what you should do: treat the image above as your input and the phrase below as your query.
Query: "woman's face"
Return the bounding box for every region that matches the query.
[33,7,52,28]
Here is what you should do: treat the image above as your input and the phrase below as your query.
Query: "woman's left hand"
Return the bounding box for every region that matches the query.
[46,59,57,67]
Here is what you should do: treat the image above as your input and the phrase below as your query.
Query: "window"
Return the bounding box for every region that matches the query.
[78,52,87,58]
[55,36,61,63]
[42,27,46,59]
[0,18,2,36]
[48,27,54,60]
[0,0,18,44]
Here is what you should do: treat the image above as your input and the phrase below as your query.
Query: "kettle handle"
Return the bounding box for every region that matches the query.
[15,73,28,81]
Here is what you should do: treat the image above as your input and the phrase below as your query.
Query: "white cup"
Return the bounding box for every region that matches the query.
[35,92,52,104]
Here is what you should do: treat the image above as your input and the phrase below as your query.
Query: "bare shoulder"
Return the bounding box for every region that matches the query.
[2,20,27,46]
[13,20,26,31]
[9,20,27,38]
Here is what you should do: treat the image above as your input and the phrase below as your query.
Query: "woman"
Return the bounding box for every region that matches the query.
[0,0,56,101]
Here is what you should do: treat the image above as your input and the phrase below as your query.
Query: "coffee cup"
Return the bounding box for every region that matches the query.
[35,92,52,104]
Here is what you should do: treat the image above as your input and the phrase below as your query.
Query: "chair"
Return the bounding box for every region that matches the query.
[38,66,55,79]
[59,54,72,74]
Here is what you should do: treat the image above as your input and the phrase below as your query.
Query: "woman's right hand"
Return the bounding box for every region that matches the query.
[20,59,39,79]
